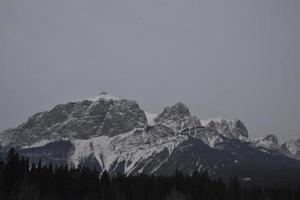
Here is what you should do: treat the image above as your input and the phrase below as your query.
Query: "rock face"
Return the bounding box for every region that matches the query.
[154,102,201,131]
[252,135,280,153]
[200,118,249,140]
[281,138,300,160]
[155,102,191,122]
[0,94,300,181]
[100,99,147,137]
[0,95,147,148]
[264,135,279,144]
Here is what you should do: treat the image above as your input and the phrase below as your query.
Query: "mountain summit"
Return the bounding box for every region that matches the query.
[88,92,119,101]
[156,102,191,120]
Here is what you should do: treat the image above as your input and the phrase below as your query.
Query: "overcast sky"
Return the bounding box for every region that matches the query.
[0,0,299,142]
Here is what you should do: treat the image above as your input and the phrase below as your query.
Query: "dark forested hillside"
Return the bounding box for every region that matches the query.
[0,149,299,200]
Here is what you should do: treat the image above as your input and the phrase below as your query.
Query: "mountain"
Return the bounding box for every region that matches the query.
[1,93,300,183]
[281,138,300,160]
[251,135,280,153]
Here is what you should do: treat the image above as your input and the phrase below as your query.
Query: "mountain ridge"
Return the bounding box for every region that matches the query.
[1,93,300,181]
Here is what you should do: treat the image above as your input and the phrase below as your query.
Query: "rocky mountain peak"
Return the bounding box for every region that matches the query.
[88,92,119,102]
[264,134,279,145]
[201,118,248,139]
[281,138,300,160]
[232,119,249,138]
[152,103,201,132]
[0,97,147,147]
[154,102,190,122]
[252,134,280,152]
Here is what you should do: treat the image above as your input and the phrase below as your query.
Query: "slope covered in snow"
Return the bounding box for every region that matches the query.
[145,112,158,126]
[70,127,187,175]
[251,135,280,153]
[281,138,300,160]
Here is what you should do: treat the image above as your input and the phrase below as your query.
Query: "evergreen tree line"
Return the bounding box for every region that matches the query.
[0,148,300,200]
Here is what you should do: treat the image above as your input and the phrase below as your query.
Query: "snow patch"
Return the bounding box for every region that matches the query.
[145,112,158,126]
[22,139,53,149]
[285,139,300,155]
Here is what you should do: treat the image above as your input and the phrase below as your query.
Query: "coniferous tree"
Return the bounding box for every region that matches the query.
[229,176,241,200]
[0,148,300,200]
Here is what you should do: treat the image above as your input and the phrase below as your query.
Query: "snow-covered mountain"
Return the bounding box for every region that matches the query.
[281,138,300,160]
[1,93,300,180]
[251,135,280,153]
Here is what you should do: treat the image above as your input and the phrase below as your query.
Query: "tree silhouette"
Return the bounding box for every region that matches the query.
[0,148,299,200]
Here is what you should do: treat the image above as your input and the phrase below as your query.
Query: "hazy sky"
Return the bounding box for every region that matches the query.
[0,0,299,142]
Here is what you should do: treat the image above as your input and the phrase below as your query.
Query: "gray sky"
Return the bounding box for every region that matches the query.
[0,0,299,142]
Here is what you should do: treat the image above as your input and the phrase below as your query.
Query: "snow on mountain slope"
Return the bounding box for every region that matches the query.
[200,118,248,141]
[284,138,300,155]
[154,102,201,132]
[70,127,187,175]
[251,135,280,153]
[145,112,157,126]
[182,126,224,149]
[281,138,300,160]
[22,139,53,149]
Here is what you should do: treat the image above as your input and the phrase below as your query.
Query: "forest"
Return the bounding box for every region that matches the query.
[0,148,299,200]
